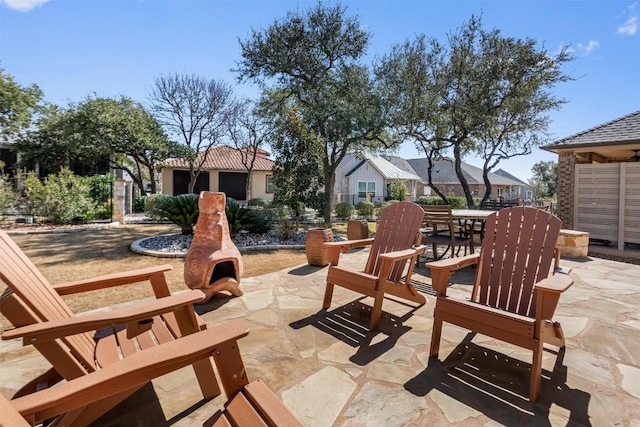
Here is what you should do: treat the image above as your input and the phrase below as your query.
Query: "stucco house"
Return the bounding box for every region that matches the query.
[405,157,529,201]
[542,110,640,250]
[159,145,276,201]
[334,153,422,204]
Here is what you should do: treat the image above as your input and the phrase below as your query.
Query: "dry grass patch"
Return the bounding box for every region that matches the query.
[0,223,307,330]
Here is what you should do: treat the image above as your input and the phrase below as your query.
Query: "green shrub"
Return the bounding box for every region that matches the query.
[89,174,114,205]
[151,193,199,234]
[334,202,354,220]
[416,196,468,209]
[388,182,407,201]
[247,198,270,208]
[246,208,274,234]
[23,169,96,224]
[225,197,255,237]
[355,201,375,218]
[133,196,146,213]
[373,201,389,218]
[144,194,168,218]
[0,175,16,216]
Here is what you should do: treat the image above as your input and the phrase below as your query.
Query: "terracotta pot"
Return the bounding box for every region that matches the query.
[305,228,334,266]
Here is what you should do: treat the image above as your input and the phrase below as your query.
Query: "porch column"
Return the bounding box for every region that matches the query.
[557,151,576,229]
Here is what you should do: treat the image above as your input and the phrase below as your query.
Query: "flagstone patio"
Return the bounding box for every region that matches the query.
[1,247,640,426]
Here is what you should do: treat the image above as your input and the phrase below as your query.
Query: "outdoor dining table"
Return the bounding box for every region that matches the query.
[451,209,496,247]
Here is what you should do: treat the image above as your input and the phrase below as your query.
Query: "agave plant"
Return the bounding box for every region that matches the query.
[152,193,199,235]
[225,197,256,238]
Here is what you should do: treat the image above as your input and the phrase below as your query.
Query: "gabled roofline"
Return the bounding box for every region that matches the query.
[541,110,640,151]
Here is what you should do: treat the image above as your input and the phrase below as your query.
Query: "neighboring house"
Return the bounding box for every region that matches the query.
[406,157,529,201]
[334,153,422,204]
[159,145,276,201]
[542,110,640,249]
[494,169,534,201]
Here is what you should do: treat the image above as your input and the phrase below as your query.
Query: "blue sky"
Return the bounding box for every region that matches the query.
[1,0,639,181]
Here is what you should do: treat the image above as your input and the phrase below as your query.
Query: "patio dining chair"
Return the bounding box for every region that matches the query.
[421,205,472,260]
[426,206,573,402]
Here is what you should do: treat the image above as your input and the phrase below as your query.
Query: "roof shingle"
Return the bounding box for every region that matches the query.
[542,110,640,149]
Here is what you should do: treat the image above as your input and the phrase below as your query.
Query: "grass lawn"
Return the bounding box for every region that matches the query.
[0,220,380,331]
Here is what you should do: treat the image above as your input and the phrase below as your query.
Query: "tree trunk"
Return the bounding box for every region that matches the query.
[453,143,475,208]
[480,168,492,208]
[323,168,336,224]
[245,170,252,201]
[148,167,158,194]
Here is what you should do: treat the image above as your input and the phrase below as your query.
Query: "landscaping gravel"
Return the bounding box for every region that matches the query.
[138,229,311,254]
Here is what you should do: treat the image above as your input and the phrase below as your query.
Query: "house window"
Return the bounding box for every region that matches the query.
[358,181,375,198]
[266,175,275,193]
[497,188,503,198]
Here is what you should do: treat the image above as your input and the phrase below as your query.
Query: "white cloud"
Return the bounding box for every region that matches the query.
[577,40,601,54]
[1,0,49,12]
[618,3,639,35]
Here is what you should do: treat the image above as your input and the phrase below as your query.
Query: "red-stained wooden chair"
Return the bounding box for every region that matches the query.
[427,207,573,402]
[1,319,301,427]
[0,230,221,426]
[322,201,427,331]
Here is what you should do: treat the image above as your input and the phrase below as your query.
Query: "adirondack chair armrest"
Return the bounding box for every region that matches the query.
[9,319,250,425]
[53,264,174,296]
[2,290,206,344]
[378,245,427,263]
[324,238,374,265]
[535,270,574,294]
[425,253,480,295]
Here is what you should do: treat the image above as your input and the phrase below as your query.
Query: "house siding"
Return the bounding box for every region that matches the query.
[160,167,274,201]
[346,163,385,204]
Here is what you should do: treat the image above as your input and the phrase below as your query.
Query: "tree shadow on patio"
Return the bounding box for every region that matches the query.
[405,333,591,426]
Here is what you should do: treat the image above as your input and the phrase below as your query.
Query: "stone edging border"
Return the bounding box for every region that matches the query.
[130,235,305,258]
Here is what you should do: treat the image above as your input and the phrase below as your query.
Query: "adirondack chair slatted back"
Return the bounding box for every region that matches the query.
[474,207,561,317]
[364,202,424,281]
[0,231,97,373]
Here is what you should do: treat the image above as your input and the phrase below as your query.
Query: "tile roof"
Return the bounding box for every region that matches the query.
[160,145,275,171]
[542,110,640,150]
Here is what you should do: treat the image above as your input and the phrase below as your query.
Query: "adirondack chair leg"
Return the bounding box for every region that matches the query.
[193,359,222,399]
[322,283,335,309]
[369,292,384,330]
[530,339,544,402]
[429,318,443,358]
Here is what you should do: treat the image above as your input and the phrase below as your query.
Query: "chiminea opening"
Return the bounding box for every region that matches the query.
[210,261,237,284]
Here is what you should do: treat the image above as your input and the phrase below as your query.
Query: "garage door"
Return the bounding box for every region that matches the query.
[172,170,209,195]
[219,172,247,201]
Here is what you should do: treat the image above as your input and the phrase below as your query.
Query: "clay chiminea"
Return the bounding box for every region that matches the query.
[184,191,243,302]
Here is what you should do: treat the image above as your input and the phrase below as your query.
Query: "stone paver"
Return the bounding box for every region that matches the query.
[2,247,640,426]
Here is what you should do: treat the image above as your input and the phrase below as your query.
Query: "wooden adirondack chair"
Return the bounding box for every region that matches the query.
[0,230,223,426]
[1,319,302,427]
[427,207,573,402]
[322,201,427,330]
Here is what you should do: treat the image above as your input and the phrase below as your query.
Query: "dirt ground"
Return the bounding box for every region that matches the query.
[0,223,308,329]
